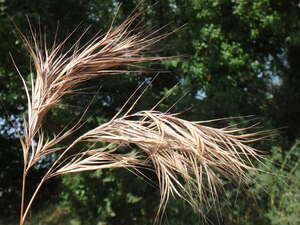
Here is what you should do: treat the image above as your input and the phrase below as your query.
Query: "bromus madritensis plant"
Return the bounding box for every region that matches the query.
[15,12,268,225]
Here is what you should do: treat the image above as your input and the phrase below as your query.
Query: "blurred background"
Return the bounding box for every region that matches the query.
[0,0,299,224]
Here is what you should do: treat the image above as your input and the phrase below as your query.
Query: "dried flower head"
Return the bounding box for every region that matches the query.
[16,12,267,225]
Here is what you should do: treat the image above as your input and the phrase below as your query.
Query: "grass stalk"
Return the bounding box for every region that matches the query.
[20,165,26,225]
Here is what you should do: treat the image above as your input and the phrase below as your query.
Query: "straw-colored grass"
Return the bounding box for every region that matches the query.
[16,13,267,225]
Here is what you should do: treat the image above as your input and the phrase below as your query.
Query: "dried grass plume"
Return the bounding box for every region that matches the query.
[16,12,267,225]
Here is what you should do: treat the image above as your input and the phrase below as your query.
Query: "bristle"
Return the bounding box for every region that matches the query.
[21,13,171,171]
[53,110,265,220]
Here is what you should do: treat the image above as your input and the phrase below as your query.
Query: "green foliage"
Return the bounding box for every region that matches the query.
[59,169,160,225]
[213,141,300,225]
[260,142,300,225]
[0,136,22,220]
